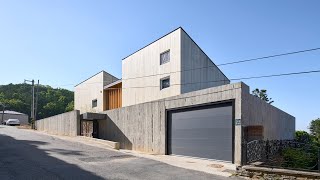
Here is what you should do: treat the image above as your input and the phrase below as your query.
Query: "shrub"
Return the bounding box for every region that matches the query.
[282,147,318,170]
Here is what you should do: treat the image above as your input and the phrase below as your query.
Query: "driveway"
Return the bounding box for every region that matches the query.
[0,125,236,180]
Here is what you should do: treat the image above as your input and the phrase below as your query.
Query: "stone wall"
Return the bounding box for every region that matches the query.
[35,110,80,136]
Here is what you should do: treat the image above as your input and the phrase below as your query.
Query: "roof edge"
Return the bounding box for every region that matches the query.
[103,79,122,89]
[74,70,119,87]
[180,28,230,81]
[122,27,183,61]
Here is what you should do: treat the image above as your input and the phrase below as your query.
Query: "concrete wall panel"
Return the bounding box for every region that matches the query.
[100,83,246,164]
[180,29,230,94]
[122,29,182,107]
[98,82,295,165]
[35,110,80,136]
[242,93,295,140]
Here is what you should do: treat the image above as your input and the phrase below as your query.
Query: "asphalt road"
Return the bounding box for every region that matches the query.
[0,125,235,180]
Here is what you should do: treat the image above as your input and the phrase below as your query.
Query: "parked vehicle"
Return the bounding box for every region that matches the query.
[5,119,20,126]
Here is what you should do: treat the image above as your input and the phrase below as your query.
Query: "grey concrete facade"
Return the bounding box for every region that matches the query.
[75,27,229,110]
[98,82,295,165]
[121,27,229,107]
[1,111,29,125]
[35,110,80,136]
[242,93,295,140]
[74,71,119,114]
[180,29,229,93]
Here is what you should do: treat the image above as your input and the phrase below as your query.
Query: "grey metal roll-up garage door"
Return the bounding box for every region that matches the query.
[167,103,233,162]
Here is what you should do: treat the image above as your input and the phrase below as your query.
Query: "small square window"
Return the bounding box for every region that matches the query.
[160,50,170,65]
[160,77,170,90]
[92,99,97,108]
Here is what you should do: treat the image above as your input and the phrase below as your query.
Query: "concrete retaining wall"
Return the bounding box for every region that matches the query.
[100,82,244,164]
[98,82,295,165]
[35,110,80,136]
[242,93,295,140]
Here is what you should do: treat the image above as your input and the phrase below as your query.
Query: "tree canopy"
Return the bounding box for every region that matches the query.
[0,83,74,120]
[252,88,274,104]
[309,118,320,141]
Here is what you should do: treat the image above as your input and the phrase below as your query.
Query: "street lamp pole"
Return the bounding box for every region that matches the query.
[24,79,35,129]
[0,103,6,124]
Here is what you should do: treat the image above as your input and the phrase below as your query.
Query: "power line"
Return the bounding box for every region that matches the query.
[217,47,320,66]
[57,47,320,88]
[229,70,320,81]
[74,69,320,90]
[120,47,320,81]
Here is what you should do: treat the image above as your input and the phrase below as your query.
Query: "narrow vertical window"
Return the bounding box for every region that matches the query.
[160,50,170,65]
[160,77,170,90]
[92,99,97,108]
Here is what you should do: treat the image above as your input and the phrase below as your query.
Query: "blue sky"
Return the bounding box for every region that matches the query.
[0,0,319,131]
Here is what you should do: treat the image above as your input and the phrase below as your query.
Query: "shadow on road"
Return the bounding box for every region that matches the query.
[0,133,104,180]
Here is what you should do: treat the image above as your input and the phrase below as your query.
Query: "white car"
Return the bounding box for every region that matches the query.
[5,119,20,126]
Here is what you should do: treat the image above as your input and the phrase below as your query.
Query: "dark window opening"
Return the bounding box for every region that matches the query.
[160,50,170,65]
[160,77,170,90]
[92,99,97,108]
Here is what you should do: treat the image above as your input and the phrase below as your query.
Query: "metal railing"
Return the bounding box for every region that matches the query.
[244,139,320,172]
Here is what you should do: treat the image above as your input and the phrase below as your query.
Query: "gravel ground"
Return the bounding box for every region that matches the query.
[0,125,236,180]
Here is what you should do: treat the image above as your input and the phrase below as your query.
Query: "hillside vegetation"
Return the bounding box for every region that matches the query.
[0,83,74,120]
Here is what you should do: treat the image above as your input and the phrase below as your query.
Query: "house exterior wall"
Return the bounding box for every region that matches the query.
[74,71,118,114]
[180,29,230,94]
[1,113,29,125]
[122,27,230,107]
[122,28,182,107]
[98,82,295,165]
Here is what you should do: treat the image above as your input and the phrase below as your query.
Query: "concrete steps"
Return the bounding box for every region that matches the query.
[76,136,120,150]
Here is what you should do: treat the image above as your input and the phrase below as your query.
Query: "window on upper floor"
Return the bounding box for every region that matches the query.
[92,99,97,108]
[160,50,170,65]
[160,76,170,90]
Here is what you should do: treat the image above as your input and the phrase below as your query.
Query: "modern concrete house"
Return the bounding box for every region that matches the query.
[74,71,119,114]
[122,28,229,106]
[72,27,295,165]
[1,110,29,125]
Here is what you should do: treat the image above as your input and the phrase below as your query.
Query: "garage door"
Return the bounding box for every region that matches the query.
[167,103,233,162]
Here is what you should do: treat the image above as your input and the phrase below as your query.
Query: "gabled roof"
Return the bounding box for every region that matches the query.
[121,27,229,81]
[122,27,182,60]
[75,70,119,87]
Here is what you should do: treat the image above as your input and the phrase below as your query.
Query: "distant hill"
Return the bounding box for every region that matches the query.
[0,83,74,120]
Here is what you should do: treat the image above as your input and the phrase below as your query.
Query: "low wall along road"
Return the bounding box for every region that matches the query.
[35,110,80,136]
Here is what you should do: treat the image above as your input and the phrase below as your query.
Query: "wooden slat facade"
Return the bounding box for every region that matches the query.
[104,82,122,110]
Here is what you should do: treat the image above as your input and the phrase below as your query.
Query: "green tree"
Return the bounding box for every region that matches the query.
[295,131,314,143]
[252,88,274,104]
[309,118,320,141]
[0,83,74,120]
[65,101,74,112]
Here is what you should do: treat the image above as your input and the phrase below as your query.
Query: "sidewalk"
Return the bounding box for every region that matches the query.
[23,128,237,177]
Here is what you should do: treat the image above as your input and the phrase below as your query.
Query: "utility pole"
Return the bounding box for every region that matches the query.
[25,79,37,129]
[34,80,39,122]
[0,103,6,124]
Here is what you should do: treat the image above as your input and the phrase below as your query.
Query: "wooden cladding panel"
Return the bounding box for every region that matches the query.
[105,83,122,110]
[245,125,264,142]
